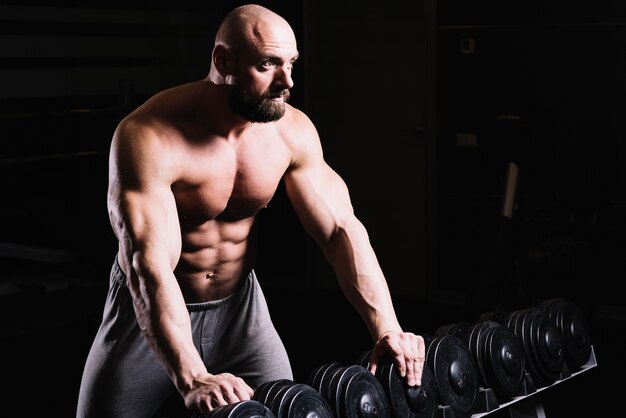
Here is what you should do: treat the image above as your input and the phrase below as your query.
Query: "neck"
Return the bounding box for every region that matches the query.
[202,81,257,137]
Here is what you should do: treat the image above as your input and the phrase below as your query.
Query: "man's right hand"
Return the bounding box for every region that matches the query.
[183,372,254,415]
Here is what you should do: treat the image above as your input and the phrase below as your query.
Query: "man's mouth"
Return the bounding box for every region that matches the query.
[267,90,290,101]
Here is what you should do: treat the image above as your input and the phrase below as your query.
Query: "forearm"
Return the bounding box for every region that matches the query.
[323,217,402,340]
[129,251,208,395]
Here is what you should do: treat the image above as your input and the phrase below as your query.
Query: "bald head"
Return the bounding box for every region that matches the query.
[206,4,298,122]
[208,4,298,85]
[214,4,295,52]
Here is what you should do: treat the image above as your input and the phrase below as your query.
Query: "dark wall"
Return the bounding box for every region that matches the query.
[0,0,223,276]
[433,0,626,314]
[303,0,428,300]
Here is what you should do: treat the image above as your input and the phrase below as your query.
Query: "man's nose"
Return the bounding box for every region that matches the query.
[275,66,294,90]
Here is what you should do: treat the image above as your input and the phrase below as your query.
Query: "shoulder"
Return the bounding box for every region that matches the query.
[277,104,323,167]
[112,112,162,156]
[115,80,207,137]
[110,106,180,182]
[279,104,317,136]
[109,112,181,191]
[113,83,198,152]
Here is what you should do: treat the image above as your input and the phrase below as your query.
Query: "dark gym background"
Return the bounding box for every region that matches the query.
[0,0,622,416]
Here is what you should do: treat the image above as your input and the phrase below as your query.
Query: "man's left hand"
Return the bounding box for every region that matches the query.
[368,330,425,387]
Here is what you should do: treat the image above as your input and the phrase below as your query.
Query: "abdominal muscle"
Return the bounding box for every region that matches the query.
[175,216,258,303]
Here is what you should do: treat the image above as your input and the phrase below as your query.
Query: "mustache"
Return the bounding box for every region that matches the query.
[265,89,290,101]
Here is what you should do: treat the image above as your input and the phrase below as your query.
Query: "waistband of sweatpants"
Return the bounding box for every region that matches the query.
[111,256,254,312]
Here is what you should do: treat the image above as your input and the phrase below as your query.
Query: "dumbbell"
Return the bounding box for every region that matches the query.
[424,334,479,416]
[505,306,565,387]
[195,400,275,418]
[433,322,471,342]
[462,319,526,399]
[308,362,391,418]
[540,297,592,372]
[357,350,438,418]
[253,379,333,418]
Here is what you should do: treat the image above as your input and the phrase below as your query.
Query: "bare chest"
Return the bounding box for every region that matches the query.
[172,137,291,222]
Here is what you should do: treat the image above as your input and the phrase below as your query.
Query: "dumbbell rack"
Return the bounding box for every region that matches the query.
[436,345,597,418]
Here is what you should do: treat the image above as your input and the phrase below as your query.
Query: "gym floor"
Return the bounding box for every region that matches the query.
[0,262,620,418]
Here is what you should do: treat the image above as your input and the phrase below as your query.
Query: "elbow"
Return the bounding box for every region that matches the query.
[322,215,365,259]
[130,249,164,280]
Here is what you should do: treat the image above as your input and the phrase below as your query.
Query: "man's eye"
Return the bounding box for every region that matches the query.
[261,60,276,68]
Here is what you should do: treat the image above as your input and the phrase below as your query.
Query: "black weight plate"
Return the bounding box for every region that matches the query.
[506,309,531,381]
[254,380,294,406]
[434,322,471,341]
[271,383,332,418]
[373,354,393,382]
[540,297,565,321]
[473,324,489,389]
[478,310,508,326]
[555,302,592,370]
[528,311,555,386]
[329,365,364,418]
[357,350,372,368]
[322,365,347,417]
[270,384,300,418]
[529,312,564,382]
[504,309,521,331]
[465,321,490,389]
[322,364,347,415]
[485,324,526,398]
[210,400,276,418]
[379,357,437,418]
[427,335,478,413]
[465,321,482,352]
[504,310,525,353]
[477,321,501,389]
[309,362,342,393]
[284,385,334,418]
[519,308,549,387]
[478,324,498,389]
[340,366,390,418]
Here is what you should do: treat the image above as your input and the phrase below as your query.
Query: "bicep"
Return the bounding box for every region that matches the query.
[281,108,356,247]
[116,188,181,270]
[284,160,354,247]
[108,124,181,271]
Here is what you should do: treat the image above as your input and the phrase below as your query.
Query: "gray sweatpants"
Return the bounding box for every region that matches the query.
[76,259,293,418]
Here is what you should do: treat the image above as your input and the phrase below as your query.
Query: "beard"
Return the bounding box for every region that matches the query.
[229,85,290,123]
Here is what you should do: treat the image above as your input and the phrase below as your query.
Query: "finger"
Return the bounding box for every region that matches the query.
[376,334,407,377]
[415,357,423,387]
[406,356,416,387]
[403,334,425,386]
[416,335,426,385]
[411,335,426,386]
[407,356,423,387]
[393,350,408,378]
[398,337,418,380]
[198,393,226,415]
[233,381,254,401]
[368,341,388,376]
[368,352,379,376]
[211,393,228,409]
[404,350,418,386]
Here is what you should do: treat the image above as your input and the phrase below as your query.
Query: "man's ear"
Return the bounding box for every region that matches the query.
[213,44,235,77]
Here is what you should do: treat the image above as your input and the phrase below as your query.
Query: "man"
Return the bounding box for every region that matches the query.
[77,4,425,417]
